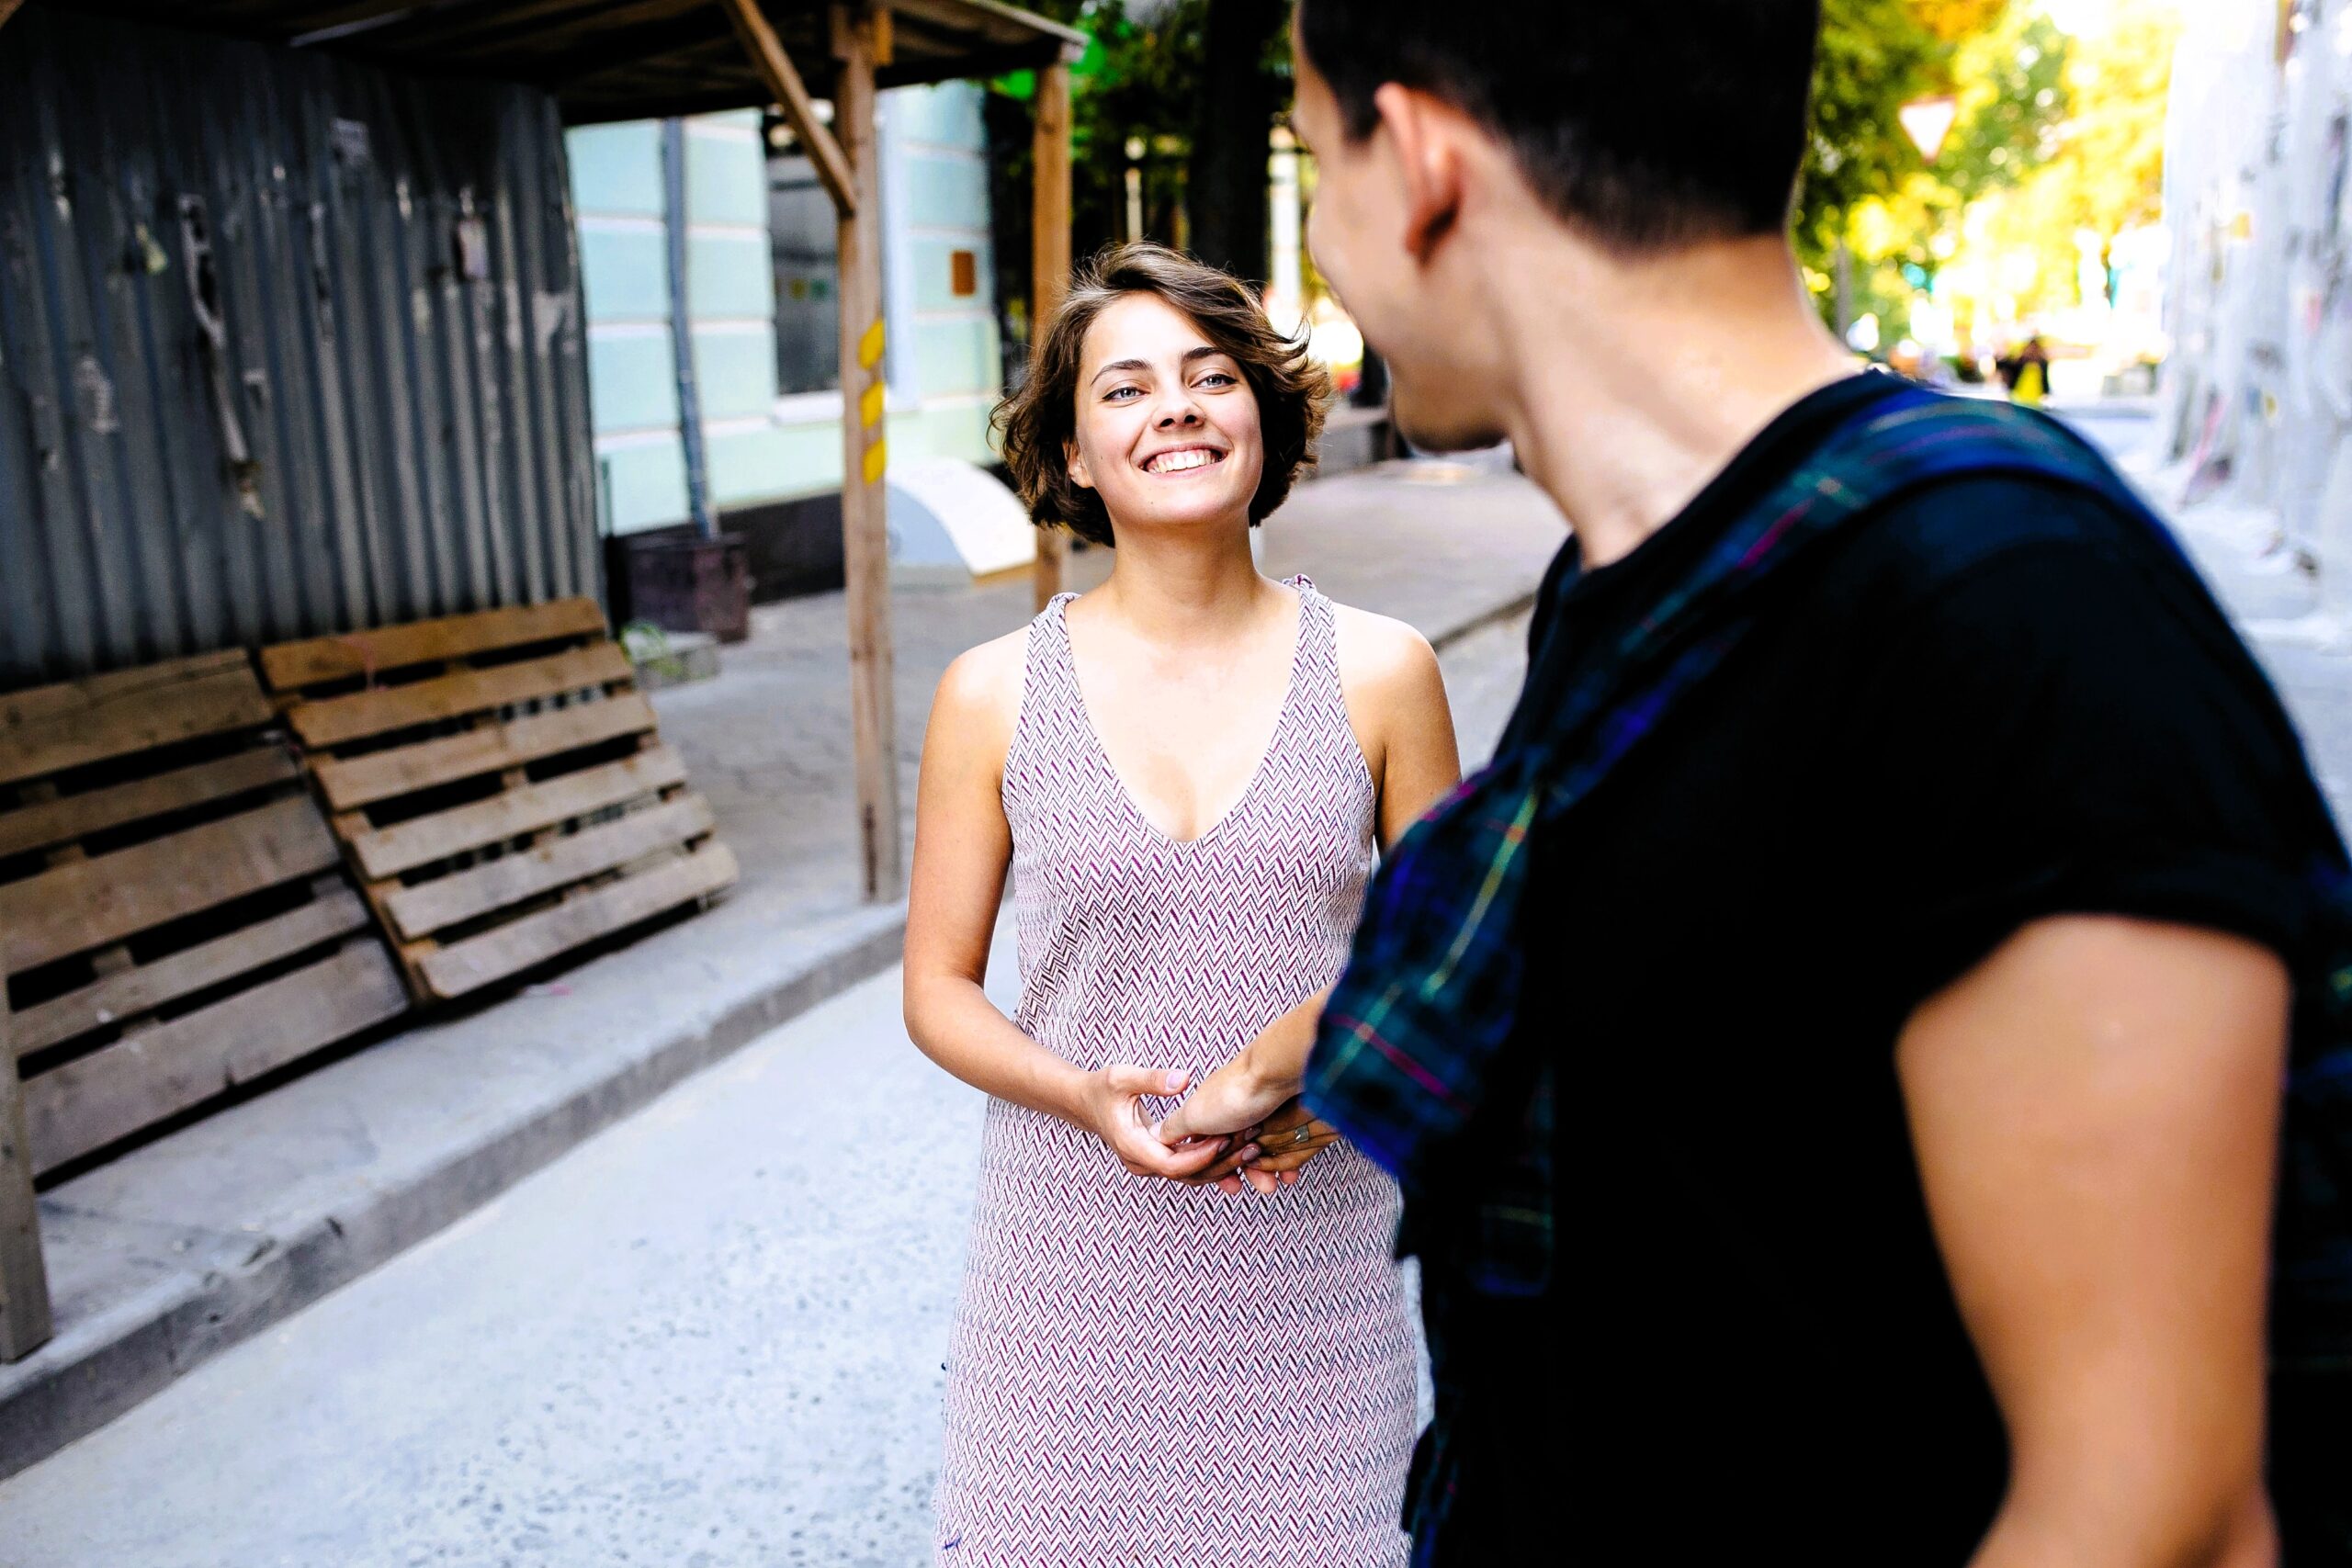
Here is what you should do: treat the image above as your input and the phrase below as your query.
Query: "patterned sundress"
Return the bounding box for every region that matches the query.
[933,577,1417,1565]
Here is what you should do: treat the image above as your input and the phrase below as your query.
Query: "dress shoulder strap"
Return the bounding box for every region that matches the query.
[1006,592,1080,773]
[1283,573,1352,729]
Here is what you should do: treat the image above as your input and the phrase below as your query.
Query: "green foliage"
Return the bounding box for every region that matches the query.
[995,0,1221,259]
[1796,0,2073,333]
[1939,12,2072,202]
[1797,0,1942,272]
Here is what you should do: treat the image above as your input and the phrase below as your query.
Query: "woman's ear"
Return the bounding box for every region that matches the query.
[1066,438,1094,492]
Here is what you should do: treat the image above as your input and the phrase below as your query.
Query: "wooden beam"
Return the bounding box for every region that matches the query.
[720,0,857,219]
[1031,60,1073,611]
[259,598,605,692]
[0,984,52,1363]
[834,0,900,899]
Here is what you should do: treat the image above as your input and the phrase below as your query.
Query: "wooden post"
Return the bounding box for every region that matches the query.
[834,1,900,899]
[1031,62,1074,611]
[0,984,52,1363]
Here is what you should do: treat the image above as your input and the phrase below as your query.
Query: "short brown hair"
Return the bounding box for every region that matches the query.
[995,243,1331,548]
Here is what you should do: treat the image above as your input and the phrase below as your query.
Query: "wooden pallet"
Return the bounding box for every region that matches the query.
[0,652,410,1176]
[259,600,736,1003]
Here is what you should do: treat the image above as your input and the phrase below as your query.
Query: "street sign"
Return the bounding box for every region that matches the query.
[1900,95,1961,164]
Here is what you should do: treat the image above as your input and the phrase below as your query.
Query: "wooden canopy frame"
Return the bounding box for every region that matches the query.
[0,0,1081,1362]
[1,0,1081,908]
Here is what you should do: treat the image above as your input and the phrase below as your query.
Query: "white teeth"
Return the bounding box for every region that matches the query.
[1147,449,1218,474]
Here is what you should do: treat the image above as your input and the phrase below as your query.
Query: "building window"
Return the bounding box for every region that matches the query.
[768,120,841,396]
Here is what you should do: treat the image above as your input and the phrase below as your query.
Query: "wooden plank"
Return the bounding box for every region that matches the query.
[720,0,856,218]
[0,748,297,863]
[345,746,690,880]
[382,794,716,941]
[287,642,633,750]
[0,795,341,974]
[1031,59,1073,613]
[416,841,738,999]
[309,694,658,811]
[0,987,50,1362]
[257,599,607,693]
[11,888,372,1055]
[834,1,901,901]
[24,941,409,1175]
[0,650,247,728]
[0,666,273,790]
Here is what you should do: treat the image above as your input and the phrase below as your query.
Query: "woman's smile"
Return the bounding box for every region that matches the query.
[1139,445,1227,475]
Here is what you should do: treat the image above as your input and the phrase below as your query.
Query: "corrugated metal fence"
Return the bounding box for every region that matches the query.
[0,8,601,687]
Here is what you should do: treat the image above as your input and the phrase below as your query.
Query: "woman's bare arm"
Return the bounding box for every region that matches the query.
[904,633,1226,1181]
[1901,916,2286,1568]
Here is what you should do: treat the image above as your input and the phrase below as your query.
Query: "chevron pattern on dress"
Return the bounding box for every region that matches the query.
[933,579,1417,1566]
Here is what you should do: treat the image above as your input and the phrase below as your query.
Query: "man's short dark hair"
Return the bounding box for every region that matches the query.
[1295,2,1823,253]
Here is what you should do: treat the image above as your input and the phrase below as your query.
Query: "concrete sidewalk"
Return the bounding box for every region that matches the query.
[0,456,1563,1480]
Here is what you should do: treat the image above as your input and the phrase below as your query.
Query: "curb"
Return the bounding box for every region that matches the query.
[0,910,908,1482]
[1427,590,1539,654]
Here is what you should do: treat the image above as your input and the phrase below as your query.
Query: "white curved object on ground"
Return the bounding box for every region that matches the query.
[887,456,1037,583]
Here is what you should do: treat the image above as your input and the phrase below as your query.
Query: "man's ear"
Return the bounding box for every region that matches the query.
[1371,83,1466,264]
[1066,438,1094,492]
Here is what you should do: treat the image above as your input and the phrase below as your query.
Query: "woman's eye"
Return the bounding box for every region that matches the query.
[1196,371,1237,389]
[1103,386,1142,401]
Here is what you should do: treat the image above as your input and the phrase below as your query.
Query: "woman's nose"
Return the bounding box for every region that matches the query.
[1154,399,1203,427]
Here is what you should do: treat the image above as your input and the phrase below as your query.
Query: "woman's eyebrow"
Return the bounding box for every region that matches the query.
[1088,346,1233,389]
[1090,357,1151,387]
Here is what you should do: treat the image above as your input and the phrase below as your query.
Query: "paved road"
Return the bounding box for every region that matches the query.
[0,609,1531,1568]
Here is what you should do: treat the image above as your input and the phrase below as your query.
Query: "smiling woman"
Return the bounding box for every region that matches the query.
[993,241,1330,547]
[902,242,1461,1562]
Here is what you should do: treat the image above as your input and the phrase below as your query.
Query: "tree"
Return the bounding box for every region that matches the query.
[1190,0,1291,282]
[1795,0,1943,280]
[1798,0,2075,339]
[1935,0,2179,333]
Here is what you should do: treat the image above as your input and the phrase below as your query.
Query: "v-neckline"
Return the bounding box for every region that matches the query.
[1057,581,1309,851]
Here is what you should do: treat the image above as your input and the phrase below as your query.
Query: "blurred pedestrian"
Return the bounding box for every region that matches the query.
[903,243,1457,1563]
[2007,333,2052,406]
[1159,4,2348,1563]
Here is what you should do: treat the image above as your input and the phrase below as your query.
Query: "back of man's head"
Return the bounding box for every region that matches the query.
[1294,2,1824,253]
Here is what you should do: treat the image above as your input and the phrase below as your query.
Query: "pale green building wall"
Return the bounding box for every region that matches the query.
[568,85,1002,536]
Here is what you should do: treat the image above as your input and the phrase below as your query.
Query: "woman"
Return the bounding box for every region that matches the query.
[905,242,1459,1563]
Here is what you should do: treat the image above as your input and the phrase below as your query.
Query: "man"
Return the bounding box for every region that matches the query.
[1161,5,2344,1562]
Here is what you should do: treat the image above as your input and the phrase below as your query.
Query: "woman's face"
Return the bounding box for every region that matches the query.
[1066,291,1264,539]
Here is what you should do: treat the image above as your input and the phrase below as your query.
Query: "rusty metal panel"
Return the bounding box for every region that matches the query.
[0,7,602,686]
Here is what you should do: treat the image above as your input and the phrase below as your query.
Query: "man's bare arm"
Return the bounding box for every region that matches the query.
[1899,915,2288,1568]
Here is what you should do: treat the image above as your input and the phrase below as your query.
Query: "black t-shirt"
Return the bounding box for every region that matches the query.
[1436,373,2329,1561]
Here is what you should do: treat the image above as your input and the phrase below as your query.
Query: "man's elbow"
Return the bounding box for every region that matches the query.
[1994,1460,2274,1568]
[2191,1483,2278,1568]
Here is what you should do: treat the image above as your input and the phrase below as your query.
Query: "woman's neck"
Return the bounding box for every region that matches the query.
[1090,515,1281,645]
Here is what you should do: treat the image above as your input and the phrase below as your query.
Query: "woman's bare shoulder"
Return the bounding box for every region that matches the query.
[1329,601,1442,696]
[934,626,1029,725]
